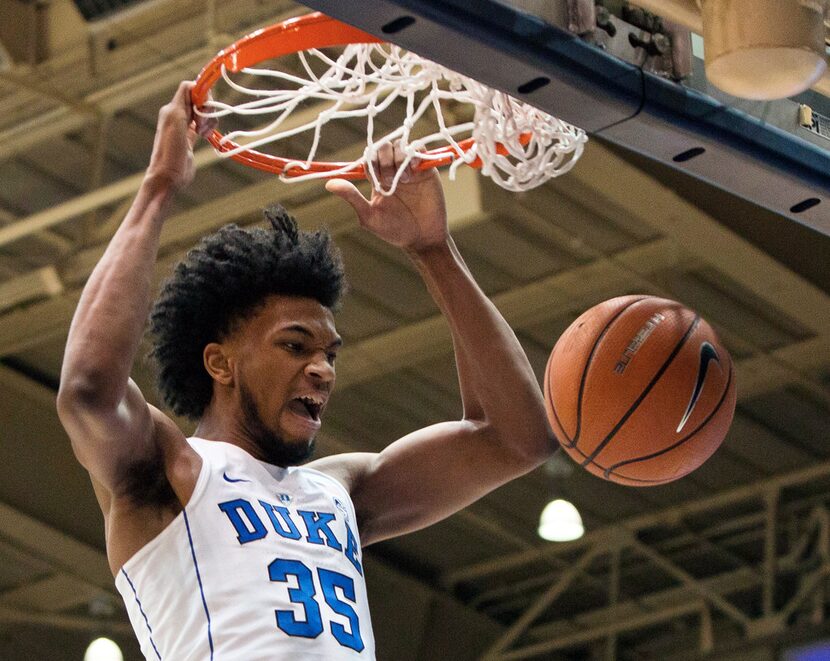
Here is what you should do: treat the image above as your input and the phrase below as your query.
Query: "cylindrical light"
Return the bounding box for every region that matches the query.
[701,0,827,100]
[538,498,584,542]
[84,638,123,661]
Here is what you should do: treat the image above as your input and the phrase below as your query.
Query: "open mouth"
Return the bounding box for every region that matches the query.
[289,396,323,422]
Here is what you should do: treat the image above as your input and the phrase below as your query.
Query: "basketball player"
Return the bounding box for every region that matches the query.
[57,81,553,659]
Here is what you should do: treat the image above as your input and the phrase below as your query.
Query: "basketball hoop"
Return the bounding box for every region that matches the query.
[192,12,587,194]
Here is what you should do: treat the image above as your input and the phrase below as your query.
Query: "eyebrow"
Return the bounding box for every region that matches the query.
[281,324,343,348]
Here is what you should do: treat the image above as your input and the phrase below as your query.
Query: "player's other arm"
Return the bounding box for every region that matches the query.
[57,82,211,497]
[321,146,555,546]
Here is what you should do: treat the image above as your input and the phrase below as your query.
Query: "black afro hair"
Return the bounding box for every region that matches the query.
[148,206,345,420]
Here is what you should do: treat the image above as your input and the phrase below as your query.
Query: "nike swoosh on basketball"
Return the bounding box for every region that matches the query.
[676,341,720,433]
[223,472,251,483]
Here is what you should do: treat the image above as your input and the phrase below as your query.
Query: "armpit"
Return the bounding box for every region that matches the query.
[117,452,179,509]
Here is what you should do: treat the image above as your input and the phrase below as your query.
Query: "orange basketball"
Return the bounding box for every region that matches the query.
[544,295,736,486]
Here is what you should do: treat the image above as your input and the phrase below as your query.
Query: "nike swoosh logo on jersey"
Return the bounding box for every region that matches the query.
[676,341,720,433]
[223,472,251,483]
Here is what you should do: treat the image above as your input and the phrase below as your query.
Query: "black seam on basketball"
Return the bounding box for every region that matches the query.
[580,315,702,467]
[547,387,573,448]
[603,358,733,480]
[598,473,680,484]
[565,296,648,449]
[546,357,571,448]
[561,437,610,472]
[547,346,578,447]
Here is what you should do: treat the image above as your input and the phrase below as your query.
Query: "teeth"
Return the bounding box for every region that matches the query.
[294,396,322,421]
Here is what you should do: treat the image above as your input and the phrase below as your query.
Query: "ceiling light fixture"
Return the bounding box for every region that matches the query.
[84,637,123,661]
[538,498,585,542]
[701,0,828,99]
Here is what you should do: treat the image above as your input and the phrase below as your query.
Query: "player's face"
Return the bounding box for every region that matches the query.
[230,295,340,465]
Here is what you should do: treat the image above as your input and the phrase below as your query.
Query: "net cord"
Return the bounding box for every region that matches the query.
[195,44,587,195]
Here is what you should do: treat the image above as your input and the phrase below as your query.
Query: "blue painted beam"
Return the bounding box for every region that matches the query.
[297,0,830,235]
[296,0,643,131]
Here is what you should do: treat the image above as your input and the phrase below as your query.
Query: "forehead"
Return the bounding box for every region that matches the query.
[245,295,337,339]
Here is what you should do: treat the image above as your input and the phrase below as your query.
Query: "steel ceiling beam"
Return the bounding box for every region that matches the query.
[0,85,478,249]
[469,480,830,659]
[446,460,830,587]
[0,162,481,353]
[0,148,824,411]
[0,1,300,160]
[559,142,830,337]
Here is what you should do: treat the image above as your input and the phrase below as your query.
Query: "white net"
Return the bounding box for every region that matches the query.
[197,43,588,195]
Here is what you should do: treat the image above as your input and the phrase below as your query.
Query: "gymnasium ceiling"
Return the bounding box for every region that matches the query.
[0,0,828,659]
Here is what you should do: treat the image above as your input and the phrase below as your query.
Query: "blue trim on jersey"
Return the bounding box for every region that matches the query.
[121,568,163,660]
[184,509,215,660]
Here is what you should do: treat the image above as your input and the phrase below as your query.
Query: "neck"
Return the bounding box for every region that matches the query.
[194,407,265,460]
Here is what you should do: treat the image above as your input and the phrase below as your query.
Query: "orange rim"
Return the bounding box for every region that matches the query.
[192,12,482,179]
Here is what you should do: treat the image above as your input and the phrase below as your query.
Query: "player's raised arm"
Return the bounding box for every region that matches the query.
[322,144,556,545]
[56,82,213,494]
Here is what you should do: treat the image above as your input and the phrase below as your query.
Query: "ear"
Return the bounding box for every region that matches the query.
[203,342,234,386]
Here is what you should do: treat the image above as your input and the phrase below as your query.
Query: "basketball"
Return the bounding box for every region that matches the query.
[544,295,737,486]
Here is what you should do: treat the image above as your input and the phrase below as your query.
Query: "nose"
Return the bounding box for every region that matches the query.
[305,352,335,384]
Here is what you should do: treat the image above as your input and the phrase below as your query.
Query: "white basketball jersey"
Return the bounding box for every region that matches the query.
[114,437,375,660]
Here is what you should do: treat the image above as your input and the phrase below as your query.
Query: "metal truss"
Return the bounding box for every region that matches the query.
[443,462,830,660]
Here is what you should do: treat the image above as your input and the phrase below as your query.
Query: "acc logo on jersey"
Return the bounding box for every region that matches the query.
[333,497,349,520]
[278,493,293,505]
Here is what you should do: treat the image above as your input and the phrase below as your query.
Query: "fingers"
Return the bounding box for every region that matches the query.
[191,83,218,140]
[370,140,435,188]
[158,81,194,130]
[394,141,413,183]
[375,141,396,186]
[176,80,195,113]
[160,81,194,125]
[325,179,371,222]
[374,141,412,183]
[158,81,217,145]
[194,98,219,140]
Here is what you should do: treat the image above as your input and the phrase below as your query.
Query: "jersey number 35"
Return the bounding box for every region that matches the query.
[269,558,365,652]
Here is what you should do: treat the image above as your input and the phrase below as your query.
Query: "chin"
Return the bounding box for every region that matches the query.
[261,435,316,467]
[239,381,317,466]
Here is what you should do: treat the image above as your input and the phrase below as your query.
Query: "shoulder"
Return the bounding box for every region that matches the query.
[103,409,201,574]
[304,452,377,495]
[101,405,195,511]
[152,407,202,501]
